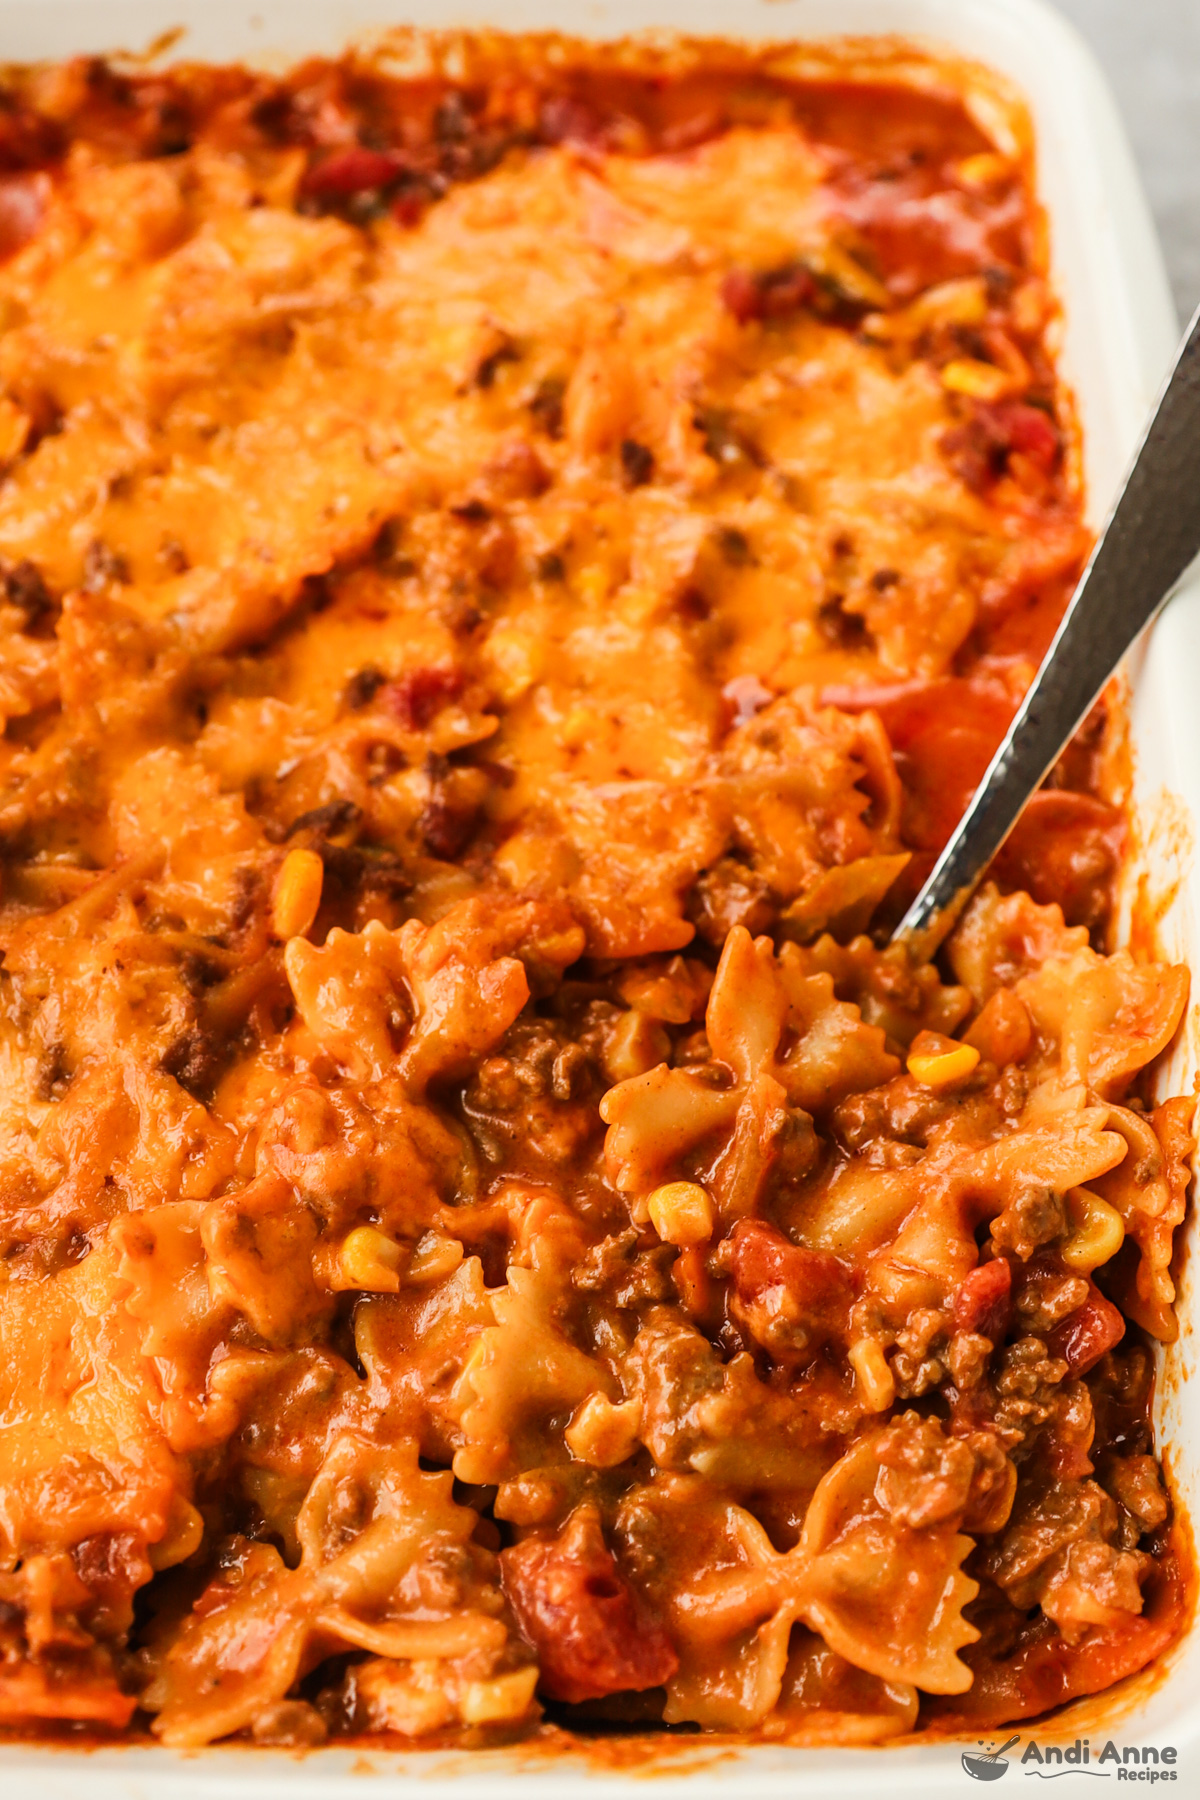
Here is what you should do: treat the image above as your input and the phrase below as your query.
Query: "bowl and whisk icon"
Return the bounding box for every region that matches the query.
[962,1735,1020,1780]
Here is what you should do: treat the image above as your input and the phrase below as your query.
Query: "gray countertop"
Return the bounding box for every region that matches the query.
[1052,0,1200,325]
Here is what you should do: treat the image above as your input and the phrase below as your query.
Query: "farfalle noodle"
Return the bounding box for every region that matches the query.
[0,27,1190,1755]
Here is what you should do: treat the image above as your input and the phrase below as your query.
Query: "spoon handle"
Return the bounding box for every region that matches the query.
[893,300,1200,959]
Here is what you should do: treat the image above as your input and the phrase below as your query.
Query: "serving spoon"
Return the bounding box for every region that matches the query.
[892,300,1200,961]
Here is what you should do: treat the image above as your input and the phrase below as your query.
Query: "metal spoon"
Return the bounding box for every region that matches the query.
[892,299,1200,961]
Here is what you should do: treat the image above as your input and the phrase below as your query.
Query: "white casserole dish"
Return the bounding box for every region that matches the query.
[1,0,1195,1794]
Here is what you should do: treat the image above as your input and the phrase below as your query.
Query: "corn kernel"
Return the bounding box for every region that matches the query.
[849,1337,895,1412]
[1011,279,1048,337]
[907,1031,980,1092]
[337,1226,404,1293]
[460,1665,539,1726]
[956,152,1014,190]
[576,565,609,608]
[806,239,891,309]
[436,320,501,390]
[272,847,324,940]
[487,627,544,704]
[940,358,1018,402]
[647,1180,713,1247]
[1062,1187,1125,1273]
[558,706,593,751]
[564,1393,643,1468]
[616,583,660,628]
[907,277,989,329]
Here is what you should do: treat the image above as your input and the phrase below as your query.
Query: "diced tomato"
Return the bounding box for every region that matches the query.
[720,268,762,323]
[728,1219,851,1306]
[821,672,1115,926]
[820,670,1019,855]
[942,399,1062,493]
[501,1515,678,1704]
[302,147,407,197]
[726,1218,855,1352]
[991,790,1124,931]
[996,400,1061,473]
[822,160,1024,298]
[0,99,61,174]
[539,94,607,148]
[720,263,816,324]
[1049,1286,1126,1375]
[951,1258,1012,1342]
[759,264,816,316]
[72,1530,151,1638]
[383,664,463,731]
[391,190,428,229]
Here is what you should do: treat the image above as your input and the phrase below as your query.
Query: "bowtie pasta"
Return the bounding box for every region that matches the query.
[0,28,1190,1754]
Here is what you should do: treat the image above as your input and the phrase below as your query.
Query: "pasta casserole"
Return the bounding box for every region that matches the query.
[0,28,1192,1751]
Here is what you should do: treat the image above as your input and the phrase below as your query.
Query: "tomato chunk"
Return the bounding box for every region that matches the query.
[952,1258,1012,1342]
[942,399,1062,492]
[1049,1287,1126,1375]
[501,1508,678,1704]
[728,1219,851,1306]
[384,664,463,730]
[1002,400,1062,472]
[302,147,407,197]
[721,263,816,323]
[727,1218,855,1353]
[820,670,1019,856]
[991,790,1124,932]
[823,161,1024,298]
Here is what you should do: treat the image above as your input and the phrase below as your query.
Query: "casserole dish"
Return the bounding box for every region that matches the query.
[0,0,1196,1794]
